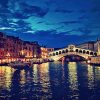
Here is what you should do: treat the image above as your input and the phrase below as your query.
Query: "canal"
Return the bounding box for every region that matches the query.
[0,62,100,100]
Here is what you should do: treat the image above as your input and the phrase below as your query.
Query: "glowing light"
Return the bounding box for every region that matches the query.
[87,65,94,89]
[68,62,79,99]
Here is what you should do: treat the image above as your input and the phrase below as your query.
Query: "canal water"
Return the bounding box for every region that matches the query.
[0,62,100,100]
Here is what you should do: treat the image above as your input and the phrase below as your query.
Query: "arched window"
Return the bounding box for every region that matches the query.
[90,52,93,55]
[76,49,78,52]
[86,51,89,54]
[62,50,65,53]
[94,52,97,56]
[56,52,58,55]
[59,51,61,54]
[79,50,82,53]
[66,49,68,53]
[83,50,86,54]
[53,53,55,56]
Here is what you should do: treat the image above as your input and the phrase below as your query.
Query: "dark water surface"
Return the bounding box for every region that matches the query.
[0,62,100,100]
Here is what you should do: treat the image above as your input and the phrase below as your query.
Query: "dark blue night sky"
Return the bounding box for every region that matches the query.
[0,0,100,47]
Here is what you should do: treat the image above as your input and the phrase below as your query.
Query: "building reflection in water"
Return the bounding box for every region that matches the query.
[68,62,79,100]
[0,66,15,91]
[87,65,94,90]
[10,69,21,99]
[32,63,52,99]
[1,62,100,99]
[20,70,26,85]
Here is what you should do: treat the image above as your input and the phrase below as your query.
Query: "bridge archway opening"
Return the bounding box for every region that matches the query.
[79,50,82,53]
[56,52,58,55]
[90,52,94,55]
[76,49,79,52]
[62,50,66,53]
[66,49,68,53]
[94,52,97,56]
[86,51,90,54]
[53,53,55,56]
[83,50,86,54]
[59,51,62,54]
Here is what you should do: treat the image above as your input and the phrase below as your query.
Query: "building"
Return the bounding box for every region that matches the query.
[77,41,95,51]
[94,38,100,55]
[0,32,6,63]
[5,36,24,62]
[31,42,41,58]
[41,47,54,59]
[0,32,42,63]
[23,41,33,60]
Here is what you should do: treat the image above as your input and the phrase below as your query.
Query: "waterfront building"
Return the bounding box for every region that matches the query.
[41,47,54,59]
[77,41,95,51]
[94,38,100,55]
[0,32,6,63]
[41,47,48,59]
[23,41,33,60]
[0,32,42,63]
[31,42,41,58]
[5,36,23,62]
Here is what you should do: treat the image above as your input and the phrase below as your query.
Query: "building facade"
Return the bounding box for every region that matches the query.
[77,41,95,51]
[94,39,100,55]
[0,32,6,63]
[0,32,41,63]
[41,47,54,59]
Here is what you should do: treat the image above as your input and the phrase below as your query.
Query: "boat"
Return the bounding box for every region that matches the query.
[8,61,30,69]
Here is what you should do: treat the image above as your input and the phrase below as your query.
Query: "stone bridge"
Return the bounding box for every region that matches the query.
[49,45,97,61]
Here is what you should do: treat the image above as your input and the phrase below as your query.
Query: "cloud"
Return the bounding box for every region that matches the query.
[0,27,15,30]
[20,2,49,18]
[54,9,74,13]
[78,15,89,20]
[60,21,81,25]
[17,30,97,48]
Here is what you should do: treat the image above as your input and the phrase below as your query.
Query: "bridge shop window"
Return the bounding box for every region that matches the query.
[49,54,52,56]
[94,52,97,56]
[53,53,55,56]
[59,51,61,54]
[86,51,89,54]
[62,50,65,53]
[66,49,68,53]
[76,49,78,52]
[56,52,58,55]
[83,50,86,54]
[79,50,82,53]
[90,52,93,55]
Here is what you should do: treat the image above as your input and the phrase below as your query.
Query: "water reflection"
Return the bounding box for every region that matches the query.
[32,63,52,99]
[87,65,94,89]
[0,62,100,99]
[68,62,79,100]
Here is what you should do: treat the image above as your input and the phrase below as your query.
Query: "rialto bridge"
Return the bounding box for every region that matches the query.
[49,45,97,61]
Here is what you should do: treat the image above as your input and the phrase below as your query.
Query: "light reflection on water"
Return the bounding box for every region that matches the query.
[0,62,100,100]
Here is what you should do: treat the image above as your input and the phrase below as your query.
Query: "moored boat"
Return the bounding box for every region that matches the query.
[8,61,30,69]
